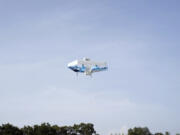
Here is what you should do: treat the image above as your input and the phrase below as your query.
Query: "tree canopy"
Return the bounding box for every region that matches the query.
[0,123,97,135]
[0,123,179,135]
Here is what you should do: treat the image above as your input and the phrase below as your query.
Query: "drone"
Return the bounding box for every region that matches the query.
[67,58,108,76]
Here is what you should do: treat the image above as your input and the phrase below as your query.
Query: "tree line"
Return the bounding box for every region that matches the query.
[128,127,180,135]
[0,123,179,135]
[0,123,99,135]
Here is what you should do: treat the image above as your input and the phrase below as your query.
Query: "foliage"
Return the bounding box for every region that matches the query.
[0,123,97,135]
[128,127,152,135]
[0,124,178,135]
[128,127,174,135]
[0,123,23,135]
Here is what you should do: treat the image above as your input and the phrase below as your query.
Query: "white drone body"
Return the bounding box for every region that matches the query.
[67,58,108,76]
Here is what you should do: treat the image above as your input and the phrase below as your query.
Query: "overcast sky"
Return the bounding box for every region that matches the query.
[0,0,180,134]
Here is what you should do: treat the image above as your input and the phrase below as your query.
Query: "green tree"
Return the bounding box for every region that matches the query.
[0,123,23,135]
[33,123,56,135]
[73,123,96,135]
[128,127,152,135]
[21,126,34,135]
